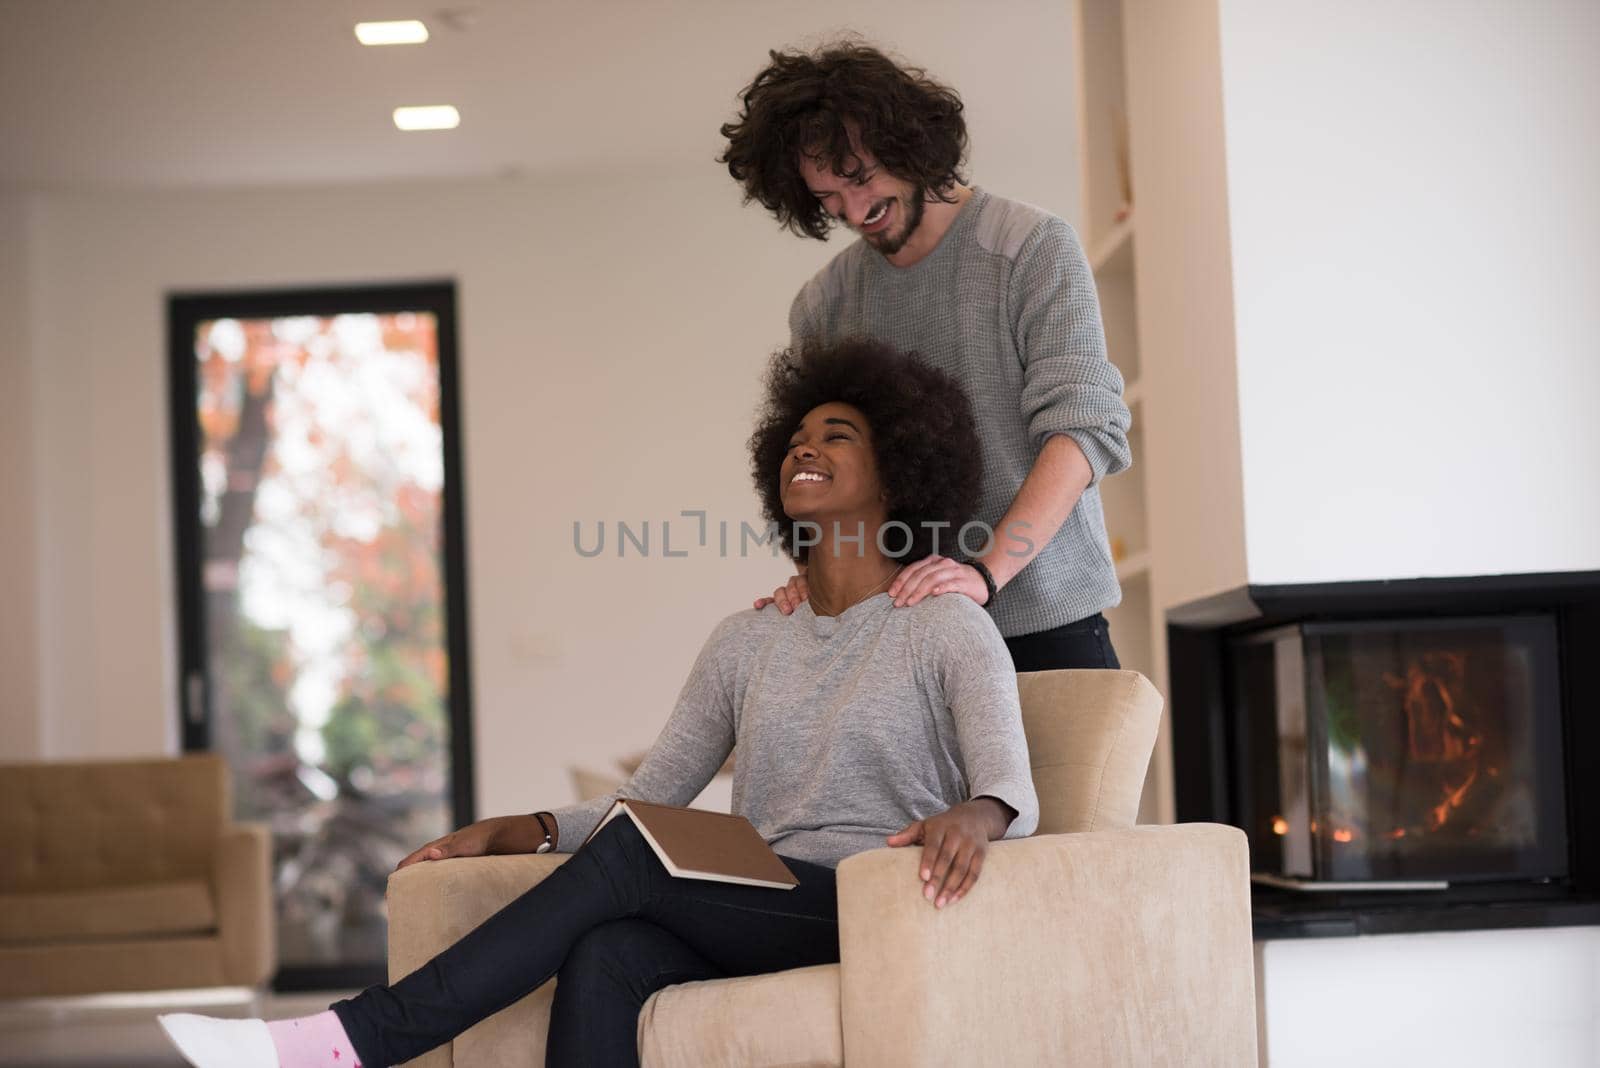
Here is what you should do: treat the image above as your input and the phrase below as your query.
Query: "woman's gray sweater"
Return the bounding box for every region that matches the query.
[547,592,1040,868]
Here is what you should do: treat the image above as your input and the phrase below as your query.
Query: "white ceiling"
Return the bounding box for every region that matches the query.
[0,0,1079,191]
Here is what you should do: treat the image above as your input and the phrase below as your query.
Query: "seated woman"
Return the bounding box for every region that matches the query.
[159,337,1040,1068]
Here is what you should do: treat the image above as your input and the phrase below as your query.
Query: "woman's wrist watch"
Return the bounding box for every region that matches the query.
[532,811,556,854]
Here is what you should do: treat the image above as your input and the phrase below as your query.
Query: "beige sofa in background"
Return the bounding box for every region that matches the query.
[388,670,1258,1066]
[0,753,275,998]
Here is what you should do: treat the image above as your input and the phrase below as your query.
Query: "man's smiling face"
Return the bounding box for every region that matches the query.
[797,146,926,257]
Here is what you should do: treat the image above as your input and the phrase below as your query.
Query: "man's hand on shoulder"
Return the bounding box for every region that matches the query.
[888,554,990,608]
[753,572,810,614]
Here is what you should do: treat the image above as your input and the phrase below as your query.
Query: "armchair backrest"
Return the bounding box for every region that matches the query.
[1016,669,1162,834]
[0,753,228,893]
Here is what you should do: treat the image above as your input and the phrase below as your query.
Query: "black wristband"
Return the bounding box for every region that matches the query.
[532,811,556,853]
[967,559,999,607]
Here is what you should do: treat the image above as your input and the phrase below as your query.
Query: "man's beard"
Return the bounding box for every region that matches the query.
[862,187,926,256]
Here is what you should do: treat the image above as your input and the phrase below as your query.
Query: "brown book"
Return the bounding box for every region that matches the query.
[581,799,799,890]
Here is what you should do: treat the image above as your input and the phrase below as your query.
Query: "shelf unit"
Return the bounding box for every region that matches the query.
[1087,217,1135,275]
[1114,549,1150,583]
[1073,0,1172,824]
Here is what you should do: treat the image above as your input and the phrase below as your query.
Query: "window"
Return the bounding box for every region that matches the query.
[168,282,473,989]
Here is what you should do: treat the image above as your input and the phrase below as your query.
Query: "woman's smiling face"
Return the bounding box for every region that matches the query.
[779,401,884,524]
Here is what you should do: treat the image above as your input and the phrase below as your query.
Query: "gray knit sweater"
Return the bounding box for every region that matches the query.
[789,188,1132,637]
[547,593,1040,869]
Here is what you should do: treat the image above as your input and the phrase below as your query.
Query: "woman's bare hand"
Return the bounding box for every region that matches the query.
[396,818,502,871]
[885,798,1013,908]
[753,572,810,614]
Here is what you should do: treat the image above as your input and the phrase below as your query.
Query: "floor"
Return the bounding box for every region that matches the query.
[0,988,354,1067]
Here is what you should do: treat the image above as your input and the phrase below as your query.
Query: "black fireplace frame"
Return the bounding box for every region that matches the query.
[1168,570,1600,939]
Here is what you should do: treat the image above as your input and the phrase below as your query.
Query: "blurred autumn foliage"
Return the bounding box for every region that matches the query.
[193,310,452,967]
[319,482,450,783]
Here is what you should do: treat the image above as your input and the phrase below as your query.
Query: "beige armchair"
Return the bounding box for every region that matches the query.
[0,753,275,998]
[387,670,1257,1066]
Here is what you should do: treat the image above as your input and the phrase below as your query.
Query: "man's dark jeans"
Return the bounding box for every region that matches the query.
[1004,611,1121,672]
[333,817,841,1067]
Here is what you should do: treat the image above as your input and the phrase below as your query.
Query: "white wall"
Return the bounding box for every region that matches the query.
[4,171,814,806]
[3,16,1084,818]
[1257,926,1600,1067]
[1219,0,1600,585]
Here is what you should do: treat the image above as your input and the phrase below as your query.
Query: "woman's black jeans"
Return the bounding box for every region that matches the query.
[1004,611,1120,672]
[332,817,841,1067]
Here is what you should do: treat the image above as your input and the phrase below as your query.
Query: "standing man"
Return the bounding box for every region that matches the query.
[719,42,1131,670]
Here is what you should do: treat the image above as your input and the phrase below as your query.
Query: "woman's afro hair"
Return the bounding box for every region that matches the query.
[749,337,983,563]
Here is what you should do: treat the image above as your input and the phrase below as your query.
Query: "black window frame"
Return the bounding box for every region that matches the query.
[167,280,475,991]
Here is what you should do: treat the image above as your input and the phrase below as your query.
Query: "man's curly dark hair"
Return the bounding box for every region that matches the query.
[719,41,968,240]
[749,338,983,563]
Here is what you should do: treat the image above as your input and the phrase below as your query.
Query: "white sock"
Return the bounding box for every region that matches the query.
[157,1013,280,1068]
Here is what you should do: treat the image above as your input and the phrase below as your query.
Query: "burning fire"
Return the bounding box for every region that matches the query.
[1382,652,1482,831]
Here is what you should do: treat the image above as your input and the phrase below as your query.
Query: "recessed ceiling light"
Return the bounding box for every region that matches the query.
[393,105,460,131]
[355,20,430,46]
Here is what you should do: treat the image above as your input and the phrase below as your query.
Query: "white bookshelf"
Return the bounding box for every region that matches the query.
[1123,377,1144,410]
[1074,0,1172,824]
[1114,548,1151,583]
[1088,217,1135,275]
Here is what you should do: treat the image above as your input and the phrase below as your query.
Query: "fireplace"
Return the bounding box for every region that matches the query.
[1231,615,1566,886]
[1168,572,1600,937]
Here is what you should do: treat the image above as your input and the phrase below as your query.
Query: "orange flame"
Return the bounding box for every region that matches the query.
[1383,652,1482,831]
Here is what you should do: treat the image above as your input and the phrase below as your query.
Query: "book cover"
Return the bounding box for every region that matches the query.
[583,799,799,890]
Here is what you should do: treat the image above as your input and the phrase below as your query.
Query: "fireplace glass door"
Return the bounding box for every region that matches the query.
[1232,615,1567,884]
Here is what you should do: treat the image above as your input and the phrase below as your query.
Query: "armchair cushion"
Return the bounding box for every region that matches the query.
[636,963,842,1068]
[1017,669,1162,833]
[0,755,225,894]
[0,936,227,998]
[835,824,1256,1067]
[0,880,216,945]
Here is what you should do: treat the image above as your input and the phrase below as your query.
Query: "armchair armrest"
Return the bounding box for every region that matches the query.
[213,822,275,987]
[835,824,1256,1067]
[386,853,569,1068]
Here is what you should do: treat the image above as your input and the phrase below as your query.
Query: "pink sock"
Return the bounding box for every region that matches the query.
[266,1010,363,1068]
